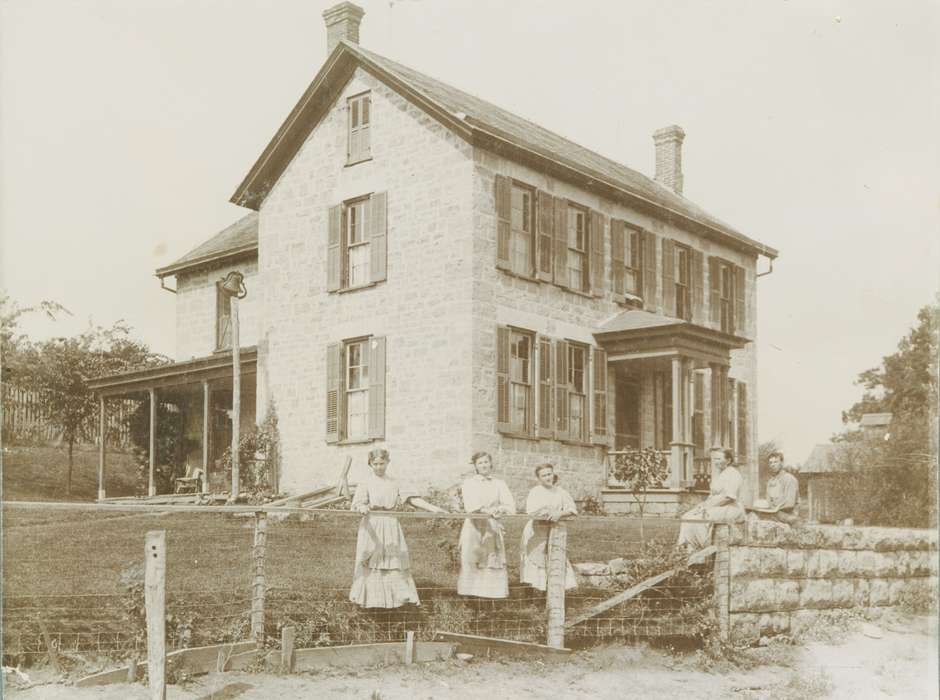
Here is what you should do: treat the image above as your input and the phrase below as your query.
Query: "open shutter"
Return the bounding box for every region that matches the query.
[496,326,511,432]
[368,336,386,439]
[708,256,721,327]
[325,342,343,443]
[610,220,625,303]
[495,175,512,271]
[537,336,553,438]
[536,190,554,282]
[734,264,747,335]
[591,347,608,445]
[691,248,704,324]
[369,192,387,283]
[554,340,569,441]
[642,231,657,311]
[661,238,676,316]
[736,381,748,463]
[590,211,606,297]
[327,205,342,292]
[553,198,568,287]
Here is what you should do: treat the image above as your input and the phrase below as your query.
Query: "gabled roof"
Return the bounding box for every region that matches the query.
[156,213,258,279]
[231,41,778,260]
[596,309,685,334]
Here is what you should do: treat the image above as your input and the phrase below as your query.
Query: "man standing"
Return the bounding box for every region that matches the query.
[760,450,800,524]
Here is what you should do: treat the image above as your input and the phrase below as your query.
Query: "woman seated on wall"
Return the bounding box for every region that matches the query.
[677,448,746,551]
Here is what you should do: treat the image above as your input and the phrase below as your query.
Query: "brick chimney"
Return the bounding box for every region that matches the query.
[653,125,686,195]
[323,2,365,56]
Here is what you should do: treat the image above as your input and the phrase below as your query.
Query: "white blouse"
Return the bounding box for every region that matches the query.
[461,475,516,515]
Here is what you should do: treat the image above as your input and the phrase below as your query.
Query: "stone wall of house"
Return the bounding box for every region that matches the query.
[175,258,260,361]
[470,148,760,504]
[714,521,939,643]
[257,67,476,494]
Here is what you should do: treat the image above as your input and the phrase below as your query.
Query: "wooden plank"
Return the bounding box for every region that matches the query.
[565,546,716,629]
[336,456,353,497]
[281,626,295,673]
[145,530,166,700]
[289,642,455,672]
[38,621,61,673]
[227,649,265,671]
[404,631,415,665]
[250,513,267,642]
[433,632,570,659]
[545,523,567,648]
[302,494,346,509]
[265,485,337,508]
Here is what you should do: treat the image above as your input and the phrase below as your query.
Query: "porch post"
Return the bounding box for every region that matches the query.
[148,388,157,498]
[97,396,106,501]
[669,356,682,489]
[202,380,210,494]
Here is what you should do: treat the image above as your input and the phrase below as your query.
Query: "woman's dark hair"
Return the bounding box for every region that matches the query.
[469,451,492,470]
[769,450,785,462]
[534,463,558,483]
[368,448,390,466]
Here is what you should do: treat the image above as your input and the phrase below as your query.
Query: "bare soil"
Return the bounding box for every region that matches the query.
[6,614,936,700]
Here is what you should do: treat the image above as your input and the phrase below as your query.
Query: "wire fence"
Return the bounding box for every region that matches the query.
[2,501,712,668]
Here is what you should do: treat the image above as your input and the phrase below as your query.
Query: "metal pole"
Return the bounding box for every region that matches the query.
[98,396,106,501]
[230,295,240,502]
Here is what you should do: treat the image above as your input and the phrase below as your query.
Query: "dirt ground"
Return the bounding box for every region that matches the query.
[5,614,937,700]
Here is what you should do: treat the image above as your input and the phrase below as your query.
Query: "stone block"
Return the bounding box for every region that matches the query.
[800,579,832,609]
[818,525,852,549]
[796,526,826,549]
[607,558,629,575]
[837,550,858,577]
[747,520,780,546]
[777,580,801,611]
[874,552,897,577]
[786,550,806,577]
[789,609,822,638]
[930,553,939,577]
[888,580,904,606]
[762,548,787,576]
[853,579,870,608]
[831,579,854,608]
[805,550,839,578]
[729,547,762,578]
[758,612,790,637]
[857,551,878,576]
[869,579,892,606]
[730,579,777,613]
[730,613,760,644]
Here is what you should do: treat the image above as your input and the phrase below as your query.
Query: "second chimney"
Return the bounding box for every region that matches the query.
[323,2,365,56]
[653,125,686,195]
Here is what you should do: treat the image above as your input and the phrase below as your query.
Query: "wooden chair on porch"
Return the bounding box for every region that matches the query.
[174,464,205,494]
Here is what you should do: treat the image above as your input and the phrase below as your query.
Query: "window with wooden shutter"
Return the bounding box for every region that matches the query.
[325,342,343,443]
[537,336,553,438]
[642,231,657,311]
[610,219,625,303]
[347,92,371,164]
[215,283,232,350]
[692,370,706,457]
[567,343,588,442]
[369,192,388,283]
[496,326,512,433]
[345,339,370,440]
[344,197,371,287]
[591,347,608,445]
[553,198,568,287]
[736,381,748,463]
[368,336,386,439]
[494,175,512,271]
[509,183,536,277]
[726,378,736,453]
[734,264,746,335]
[675,244,692,321]
[327,205,342,292]
[509,329,535,435]
[589,211,605,297]
[662,239,676,316]
[708,256,721,327]
[554,339,569,441]
[691,249,704,324]
[536,191,554,282]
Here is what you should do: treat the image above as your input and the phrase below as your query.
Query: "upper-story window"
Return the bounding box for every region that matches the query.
[674,243,692,320]
[708,256,746,335]
[566,205,588,292]
[327,192,387,293]
[215,282,232,350]
[325,335,386,444]
[510,183,535,277]
[347,92,371,164]
[345,197,371,287]
[719,261,734,333]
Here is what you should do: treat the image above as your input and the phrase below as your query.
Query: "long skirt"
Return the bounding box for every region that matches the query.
[349,513,420,608]
[677,503,745,550]
[519,520,578,591]
[457,517,509,598]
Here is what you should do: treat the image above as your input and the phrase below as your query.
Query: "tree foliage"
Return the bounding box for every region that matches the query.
[611,447,669,542]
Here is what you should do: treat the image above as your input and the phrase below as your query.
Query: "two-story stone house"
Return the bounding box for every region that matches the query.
[91,2,777,512]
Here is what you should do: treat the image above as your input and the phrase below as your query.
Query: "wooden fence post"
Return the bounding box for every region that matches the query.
[281,625,295,673]
[145,530,166,700]
[545,521,568,649]
[251,512,268,645]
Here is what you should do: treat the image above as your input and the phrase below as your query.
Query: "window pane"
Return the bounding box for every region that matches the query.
[511,230,531,276]
[511,384,529,432]
[350,99,359,128]
[568,251,584,290]
[510,333,530,382]
[569,394,584,441]
[347,390,368,439]
[348,243,370,287]
[361,96,370,125]
[624,269,638,295]
[569,346,584,392]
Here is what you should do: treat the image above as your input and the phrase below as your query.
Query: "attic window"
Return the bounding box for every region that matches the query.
[347,92,371,164]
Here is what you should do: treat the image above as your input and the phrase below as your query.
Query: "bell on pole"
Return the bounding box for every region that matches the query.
[219,271,247,298]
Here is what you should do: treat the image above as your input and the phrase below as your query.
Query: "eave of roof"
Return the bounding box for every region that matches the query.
[155,213,259,279]
[230,41,778,260]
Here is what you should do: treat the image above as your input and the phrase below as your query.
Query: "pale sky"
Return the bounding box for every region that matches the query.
[2,0,938,464]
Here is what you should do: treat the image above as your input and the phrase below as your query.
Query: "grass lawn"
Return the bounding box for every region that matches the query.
[2,444,139,502]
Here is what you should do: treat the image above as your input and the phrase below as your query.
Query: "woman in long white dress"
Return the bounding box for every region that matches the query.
[520,463,578,591]
[677,448,746,550]
[349,448,442,608]
[458,452,516,598]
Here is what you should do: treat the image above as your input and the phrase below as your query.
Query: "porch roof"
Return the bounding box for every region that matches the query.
[88,347,258,398]
[593,309,747,365]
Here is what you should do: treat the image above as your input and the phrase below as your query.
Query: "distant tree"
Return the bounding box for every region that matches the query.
[16,321,168,494]
[0,293,69,379]
[832,300,938,527]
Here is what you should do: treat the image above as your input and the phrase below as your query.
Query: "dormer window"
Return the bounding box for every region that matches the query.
[347,92,371,164]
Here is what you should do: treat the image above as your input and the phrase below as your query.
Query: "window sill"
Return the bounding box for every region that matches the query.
[559,439,600,448]
[336,281,380,294]
[345,157,373,168]
[498,269,541,285]
[554,284,594,300]
[498,431,540,442]
[335,438,376,446]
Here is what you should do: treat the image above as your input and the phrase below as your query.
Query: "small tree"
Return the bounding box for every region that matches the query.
[611,447,669,544]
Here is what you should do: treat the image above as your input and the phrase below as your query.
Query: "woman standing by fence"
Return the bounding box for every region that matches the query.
[520,463,578,591]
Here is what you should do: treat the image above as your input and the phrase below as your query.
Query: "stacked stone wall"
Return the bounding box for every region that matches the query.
[716,521,938,643]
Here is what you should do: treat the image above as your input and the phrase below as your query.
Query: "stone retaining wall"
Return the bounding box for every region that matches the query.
[715,521,938,643]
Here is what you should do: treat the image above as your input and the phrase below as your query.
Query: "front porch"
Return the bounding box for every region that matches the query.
[87,348,259,500]
[594,309,748,516]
